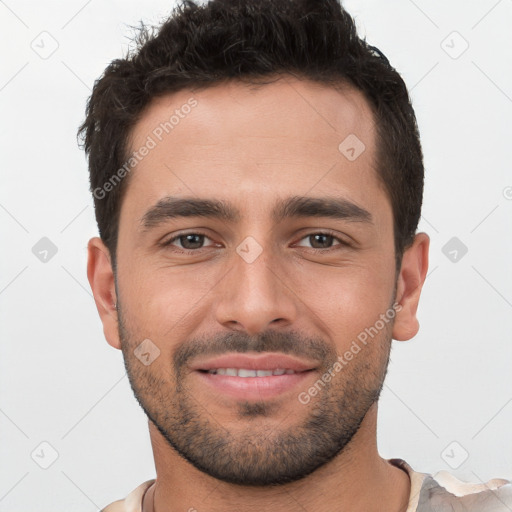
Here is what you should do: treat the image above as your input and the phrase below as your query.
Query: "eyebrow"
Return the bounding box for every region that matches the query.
[140,195,372,231]
[141,197,240,230]
[273,195,372,224]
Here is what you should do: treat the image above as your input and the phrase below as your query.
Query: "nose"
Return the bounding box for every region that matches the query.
[213,242,298,336]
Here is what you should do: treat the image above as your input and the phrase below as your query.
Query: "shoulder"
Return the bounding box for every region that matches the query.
[101,479,155,512]
[433,470,511,497]
[420,470,512,511]
[389,459,512,512]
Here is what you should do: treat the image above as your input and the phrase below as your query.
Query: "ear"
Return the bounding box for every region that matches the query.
[392,232,430,341]
[87,237,121,350]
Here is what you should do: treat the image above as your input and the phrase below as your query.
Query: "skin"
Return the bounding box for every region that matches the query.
[87,75,429,512]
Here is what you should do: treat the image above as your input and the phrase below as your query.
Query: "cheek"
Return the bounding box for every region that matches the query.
[290,259,395,343]
[117,260,222,338]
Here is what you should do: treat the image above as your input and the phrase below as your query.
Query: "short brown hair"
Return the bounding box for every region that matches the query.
[78,0,424,272]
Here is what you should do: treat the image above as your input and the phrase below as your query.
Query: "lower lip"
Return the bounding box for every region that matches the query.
[194,370,315,400]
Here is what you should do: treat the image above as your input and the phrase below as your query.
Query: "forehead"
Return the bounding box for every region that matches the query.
[123,76,387,222]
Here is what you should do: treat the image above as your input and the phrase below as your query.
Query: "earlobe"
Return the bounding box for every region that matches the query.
[87,237,121,350]
[392,232,430,342]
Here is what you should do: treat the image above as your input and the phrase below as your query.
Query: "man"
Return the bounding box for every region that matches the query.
[79,0,512,511]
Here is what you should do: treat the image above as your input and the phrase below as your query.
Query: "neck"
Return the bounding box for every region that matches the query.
[142,404,410,512]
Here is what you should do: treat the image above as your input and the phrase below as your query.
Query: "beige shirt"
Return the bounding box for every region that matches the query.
[101,458,512,512]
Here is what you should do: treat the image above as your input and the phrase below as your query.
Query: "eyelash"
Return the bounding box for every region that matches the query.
[160,230,350,254]
[294,231,350,252]
[160,231,218,253]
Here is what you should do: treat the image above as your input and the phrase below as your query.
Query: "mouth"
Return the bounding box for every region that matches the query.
[191,353,318,400]
[199,368,304,376]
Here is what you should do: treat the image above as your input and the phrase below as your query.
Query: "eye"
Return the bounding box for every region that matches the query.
[295,232,347,250]
[162,232,216,251]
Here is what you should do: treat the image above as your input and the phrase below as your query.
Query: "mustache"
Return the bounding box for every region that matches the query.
[173,329,336,375]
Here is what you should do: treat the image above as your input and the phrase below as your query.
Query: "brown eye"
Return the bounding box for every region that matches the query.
[163,232,215,251]
[308,234,335,249]
[177,234,205,249]
[295,232,345,250]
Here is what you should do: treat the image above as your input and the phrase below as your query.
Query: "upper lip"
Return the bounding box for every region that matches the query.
[190,353,318,372]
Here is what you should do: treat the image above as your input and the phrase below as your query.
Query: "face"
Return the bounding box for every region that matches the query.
[91,76,422,486]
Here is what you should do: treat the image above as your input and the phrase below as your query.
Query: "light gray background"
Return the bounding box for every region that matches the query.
[1,0,511,510]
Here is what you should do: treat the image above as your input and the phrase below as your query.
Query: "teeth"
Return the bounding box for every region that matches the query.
[206,368,296,377]
[256,370,273,377]
[238,369,257,377]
